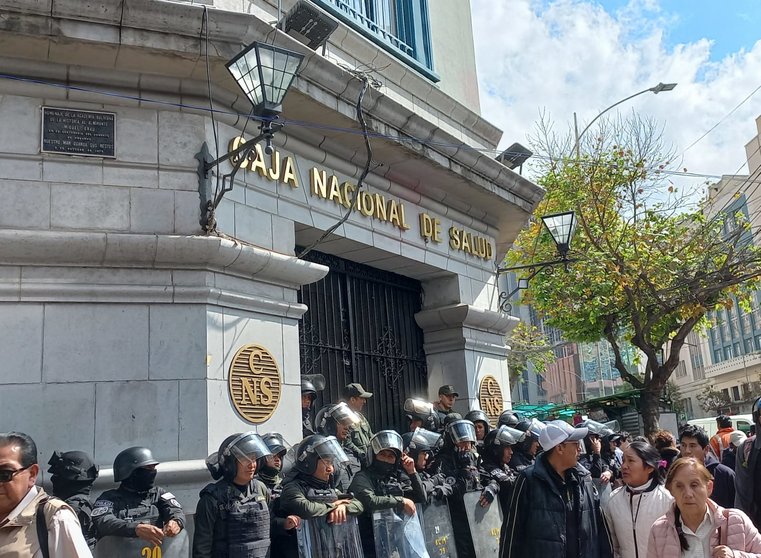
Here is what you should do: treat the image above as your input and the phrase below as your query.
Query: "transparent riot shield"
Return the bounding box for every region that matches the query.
[94,529,190,558]
[372,508,430,558]
[463,491,502,556]
[296,515,363,558]
[417,501,458,558]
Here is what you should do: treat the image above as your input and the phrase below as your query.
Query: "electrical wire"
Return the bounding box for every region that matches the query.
[297,73,374,259]
[201,6,222,208]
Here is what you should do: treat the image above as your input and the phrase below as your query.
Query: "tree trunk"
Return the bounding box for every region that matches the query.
[640,389,661,438]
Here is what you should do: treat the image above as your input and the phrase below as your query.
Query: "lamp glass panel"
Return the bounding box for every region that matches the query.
[255,44,303,107]
[228,51,263,107]
[542,211,576,251]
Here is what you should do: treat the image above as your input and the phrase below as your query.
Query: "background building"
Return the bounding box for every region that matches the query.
[0,0,542,518]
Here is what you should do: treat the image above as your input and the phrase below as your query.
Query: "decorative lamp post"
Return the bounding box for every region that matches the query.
[497,211,577,313]
[197,42,305,231]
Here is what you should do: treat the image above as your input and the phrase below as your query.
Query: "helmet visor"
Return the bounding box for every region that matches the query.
[409,428,442,451]
[230,432,272,465]
[495,425,526,445]
[262,433,289,457]
[370,430,404,456]
[528,418,547,438]
[330,402,361,427]
[313,436,350,467]
[448,420,477,443]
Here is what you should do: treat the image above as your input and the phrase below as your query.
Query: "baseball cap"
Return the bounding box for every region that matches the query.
[539,420,587,452]
[344,383,373,399]
[438,385,459,397]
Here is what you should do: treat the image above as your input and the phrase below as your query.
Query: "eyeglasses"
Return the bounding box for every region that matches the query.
[0,466,30,483]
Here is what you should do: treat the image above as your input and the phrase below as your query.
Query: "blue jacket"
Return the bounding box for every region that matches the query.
[704,454,735,509]
[499,453,612,558]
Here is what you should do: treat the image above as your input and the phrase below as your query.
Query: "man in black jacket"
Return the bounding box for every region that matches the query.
[500,420,612,558]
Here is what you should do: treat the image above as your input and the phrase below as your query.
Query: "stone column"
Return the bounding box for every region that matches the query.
[415,303,519,416]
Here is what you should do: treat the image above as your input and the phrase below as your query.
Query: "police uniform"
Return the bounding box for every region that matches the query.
[92,485,184,538]
[274,473,364,558]
[349,465,427,558]
[192,478,275,558]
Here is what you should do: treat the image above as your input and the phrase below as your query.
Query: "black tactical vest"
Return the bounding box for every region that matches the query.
[207,481,270,558]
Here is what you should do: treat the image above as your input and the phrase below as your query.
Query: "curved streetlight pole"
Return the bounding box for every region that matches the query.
[573,82,677,158]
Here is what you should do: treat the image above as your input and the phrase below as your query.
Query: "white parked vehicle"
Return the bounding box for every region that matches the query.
[687,414,753,437]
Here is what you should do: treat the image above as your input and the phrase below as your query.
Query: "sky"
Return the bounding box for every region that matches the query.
[471,0,761,195]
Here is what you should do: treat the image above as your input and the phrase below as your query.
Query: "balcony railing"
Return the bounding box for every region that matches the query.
[314,0,437,81]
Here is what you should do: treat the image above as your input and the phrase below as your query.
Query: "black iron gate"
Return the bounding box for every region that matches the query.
[298,251,427,433]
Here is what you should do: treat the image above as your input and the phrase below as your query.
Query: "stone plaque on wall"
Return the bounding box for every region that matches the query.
[478,375,504,426]
[41,106,116,158]
[228,344,282,424]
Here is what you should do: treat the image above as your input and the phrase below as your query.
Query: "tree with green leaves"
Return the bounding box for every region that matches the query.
[506,321,556,390]
[507,114,761,435]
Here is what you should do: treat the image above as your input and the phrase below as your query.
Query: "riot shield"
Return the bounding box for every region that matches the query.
[417,501,458,558]
[373,508,430,558]
[94,529,189,558]
[296,515,363,558]
[463,490,502,556]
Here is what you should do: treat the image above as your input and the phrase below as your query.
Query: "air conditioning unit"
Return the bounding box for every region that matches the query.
[279,0,339,50]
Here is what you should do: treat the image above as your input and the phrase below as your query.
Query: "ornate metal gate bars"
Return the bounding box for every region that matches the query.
[298,251,427,433]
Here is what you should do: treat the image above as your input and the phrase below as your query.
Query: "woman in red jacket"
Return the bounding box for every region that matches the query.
[647,457,761,558]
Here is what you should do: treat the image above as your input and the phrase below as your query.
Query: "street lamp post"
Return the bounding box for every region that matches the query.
[573,82,677,158]
[196,41,304,231]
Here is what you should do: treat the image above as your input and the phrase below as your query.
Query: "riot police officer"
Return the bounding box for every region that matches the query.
[193,432,299,558]
[509,418,542,472]
[92,447,184,546]
[403,428,452,502]
[275,435,364,558]
[348,430,427,558]
[47,450,99,548]
[314,402,363,489]
[464,409,492,450]
[301,378,318,437]
[256,433,288,493]
[478,425,523,512]
[435,419,481,558]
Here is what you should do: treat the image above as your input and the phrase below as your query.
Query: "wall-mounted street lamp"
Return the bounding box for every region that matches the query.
[497,211,577,313]
[196,41,304,231]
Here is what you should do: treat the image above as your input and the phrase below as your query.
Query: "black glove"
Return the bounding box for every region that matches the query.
[431,483,454,500]
[480,483,498,503]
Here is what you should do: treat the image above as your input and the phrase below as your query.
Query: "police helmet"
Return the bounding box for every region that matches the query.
[442,413,463,429]
[261,433,289,458]
[301,379,317,400]
[113,447,158,483]
[367,430,404,466]
[206,432,271,481]
[483,425,524,460]
[445,419,477,446]
[464,410,492,432]
[406,428,441,459]
[48,451,99,481]
[753,396,761,426]
[576,419,607,436]
[315,402,361,436]
[403,398,440,431]
[498,410,520,428]
[294,435,349,475]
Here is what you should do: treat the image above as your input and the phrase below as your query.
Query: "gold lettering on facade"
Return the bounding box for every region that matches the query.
[228,137,298,187]
[228,344,281,424]
[478,375,504,426]
[420,213,442,242]
[448,226,493,260]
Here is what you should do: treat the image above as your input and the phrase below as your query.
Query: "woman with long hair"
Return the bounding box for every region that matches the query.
[648,457,761,558]
[603,441,673,558]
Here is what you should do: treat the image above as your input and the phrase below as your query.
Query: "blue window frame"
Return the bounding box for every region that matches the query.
[314,0,438,81]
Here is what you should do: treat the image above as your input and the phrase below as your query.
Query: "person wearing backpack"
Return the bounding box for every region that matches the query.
[0,431,92,557]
